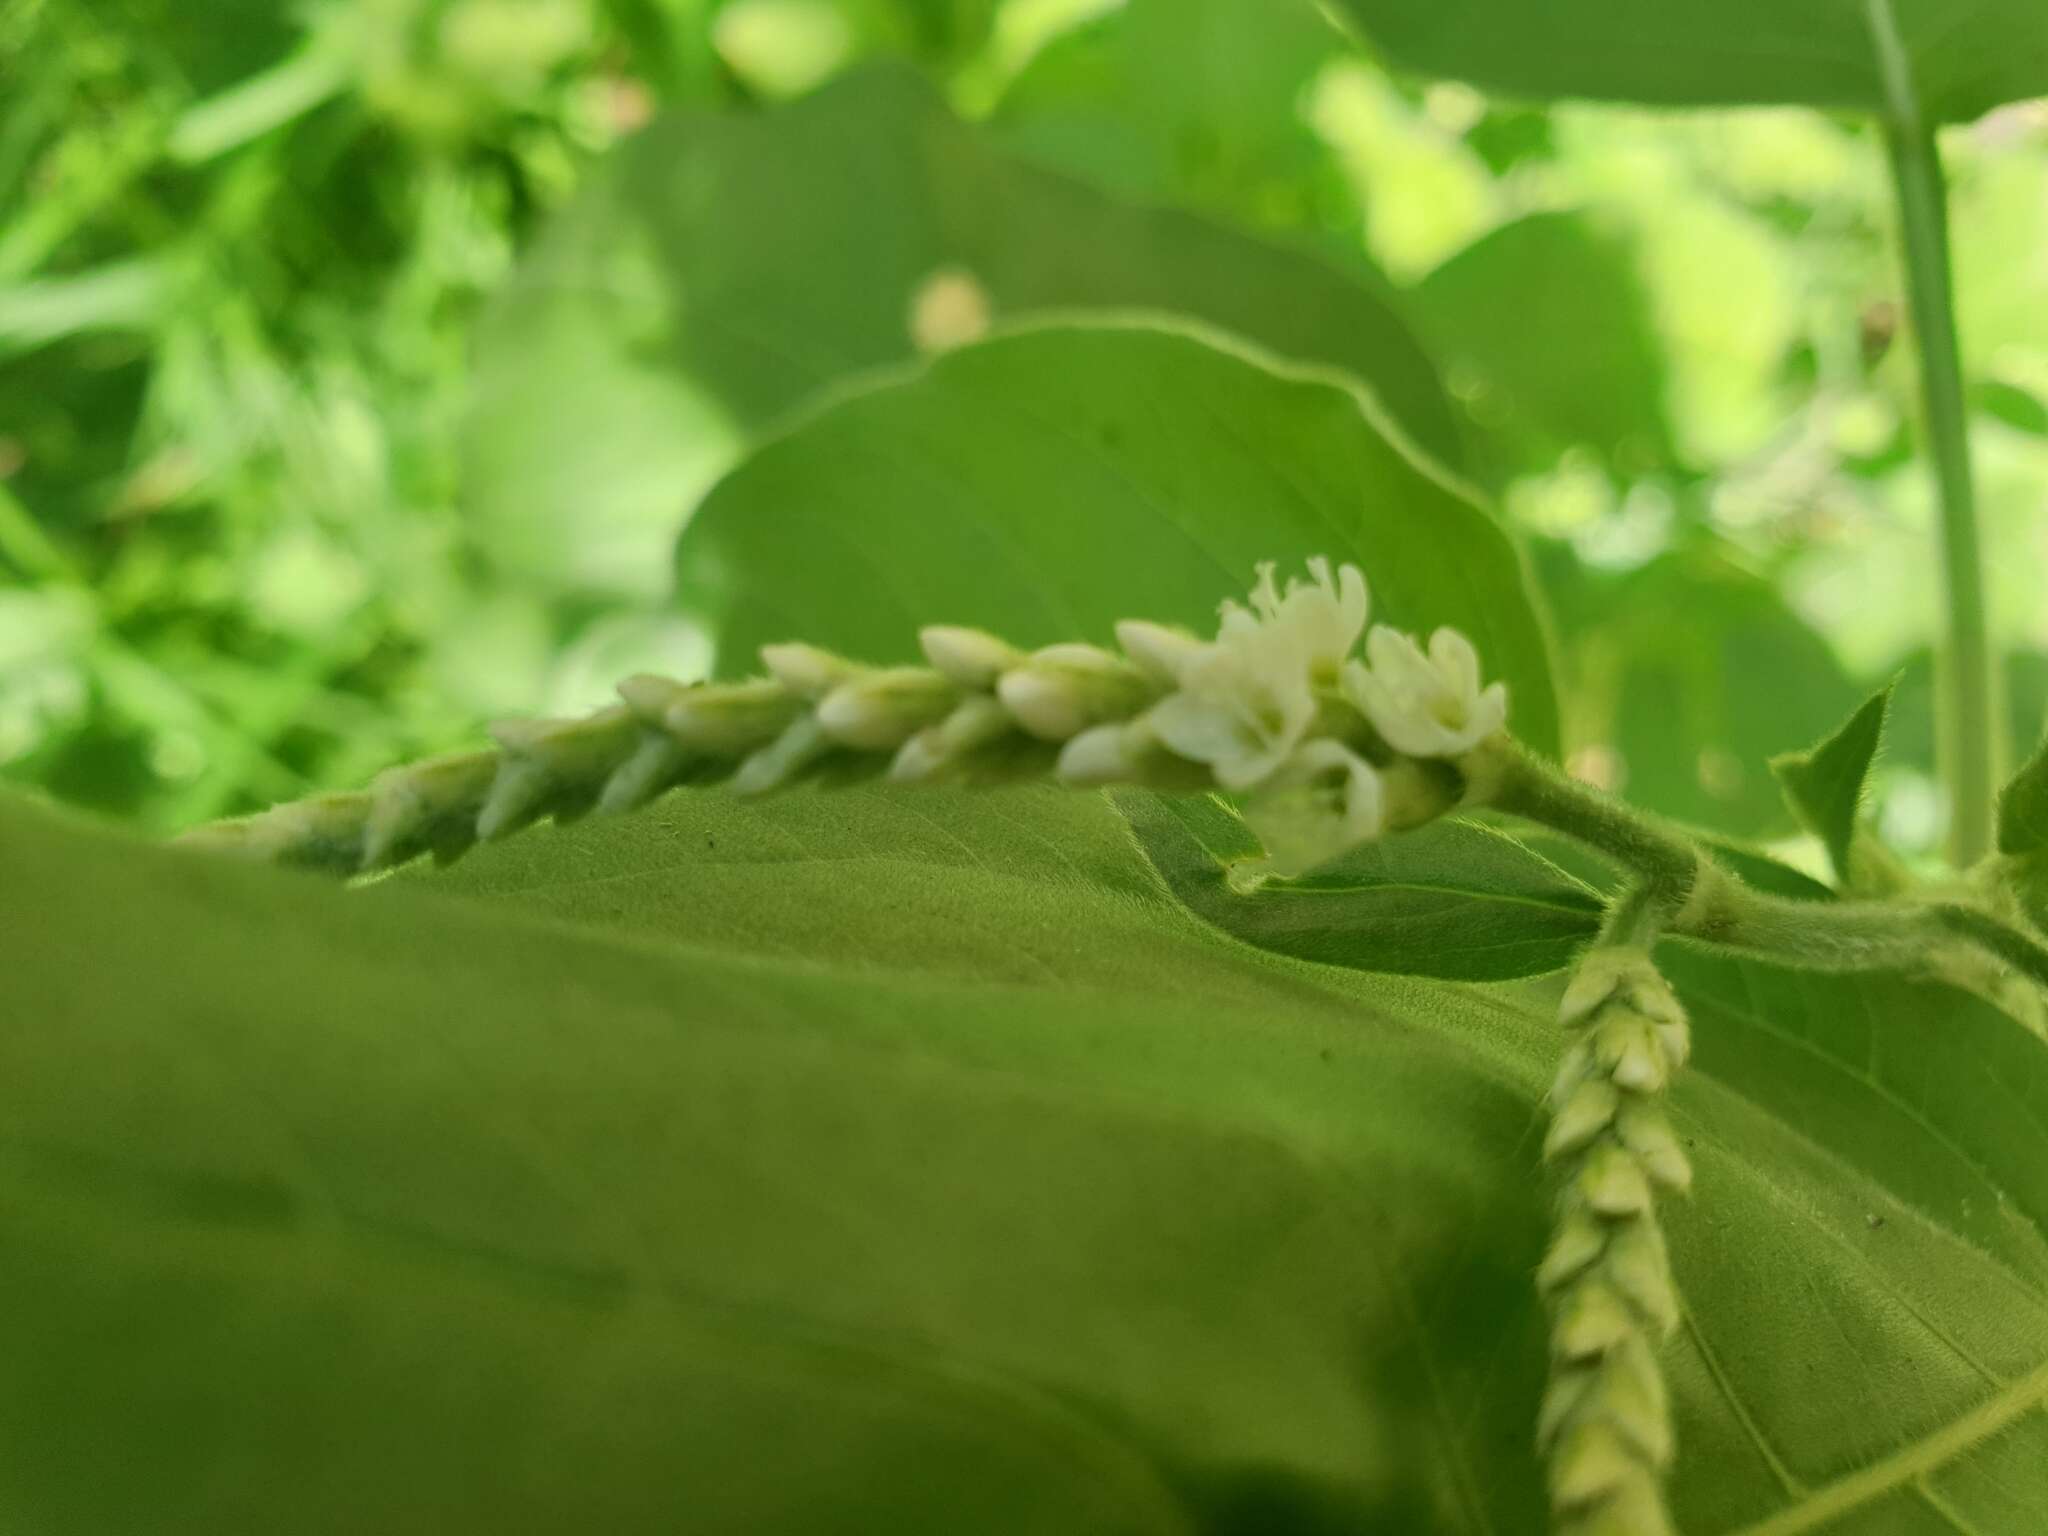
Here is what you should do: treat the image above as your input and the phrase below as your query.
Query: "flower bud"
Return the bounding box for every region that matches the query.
[1536,1364,1598,1452]
[364,751,498,869]
[733,716,834,796]
[919,626,1025,690]
[1549,1420,1635,1509]
[1614,1101,1692,1192]
[1114,619,1208,688]
[1576,1141,1653,1218]
[1601,1217,1680,1337]
[1537,1209,1608,1295]
[188,791,376,875]
[889,697,1015,782]
[1545,1078,1620,1161]
[761,643,863,699]
[815,668,957,750]
[1591,1010,1670,1094]
[597,730,691,815]
[997,644,1154,741]
[1056,722,1142,787]
[1552,1278,1634,1360]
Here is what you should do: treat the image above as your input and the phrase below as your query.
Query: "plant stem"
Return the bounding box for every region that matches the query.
[1867,0,1999,868]
[1471,736,2048,992]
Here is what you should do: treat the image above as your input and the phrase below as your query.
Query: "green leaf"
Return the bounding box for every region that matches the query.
[674,320,1561,759]
[1770,681,1895,884]
[1115,791,1604,981]
[1411,211,1675,479]
[1999,734,2048,856]
[1326,0,2048,124]
[1537,541,1863,837]
[988,0,1346,229]
[12,781,2048,1532]
[466,62,1464,594]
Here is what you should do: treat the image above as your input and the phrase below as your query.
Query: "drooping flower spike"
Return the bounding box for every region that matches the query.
[180,559,1510,881]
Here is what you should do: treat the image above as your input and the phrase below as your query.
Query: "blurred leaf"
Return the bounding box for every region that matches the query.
[674,321,1560,758]
[989,0,1347,229]
[1539,542,1863,837]
[1326,0,2048,123]
[1878,648,2048,778]
[1999,735,2048,857]
[16,768,2048,1530]
[1770,681,1894,883]
[1976,380,2048,438]
[1116,790,1602,980]
[1411,211,1674,478]
[466,62,1466,593]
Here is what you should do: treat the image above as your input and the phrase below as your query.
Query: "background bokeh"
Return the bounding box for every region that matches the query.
[4,0,2045,859]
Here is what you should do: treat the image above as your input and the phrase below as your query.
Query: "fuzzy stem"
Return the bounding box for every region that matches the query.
[1471,737,2048,994]
[1867,0,1999,867]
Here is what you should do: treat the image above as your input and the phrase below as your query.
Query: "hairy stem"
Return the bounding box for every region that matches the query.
[1471,737,2048,994]
[1867,0,1999,867]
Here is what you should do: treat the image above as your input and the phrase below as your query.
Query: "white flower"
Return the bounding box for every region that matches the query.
[1144,559,1369,790]
[1240,740,1386,876]
[1223,557,1369,688]
[1345,625,1507,758]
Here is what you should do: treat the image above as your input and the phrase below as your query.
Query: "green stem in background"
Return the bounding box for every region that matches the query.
[1866,0,2000,868]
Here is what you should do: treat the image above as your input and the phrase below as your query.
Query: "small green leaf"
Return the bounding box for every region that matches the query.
[1770,682,1895,884]
[676,321,1562,758]
[1999,735,2048,857]
[1117,791,1603,980]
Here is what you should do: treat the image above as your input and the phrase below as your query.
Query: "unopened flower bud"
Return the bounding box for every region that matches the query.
[1552,1279,1635,1360]
[816,669,957,750]
[364,751,498,869]
[1614,1101,1692,1192]
[1591,1010,1670,1094]
[761,643,863,699]
[1549,1421,1643,1510]
[889,697,1016,782]
[1601,1217,1680,1337]
[597,729,691,815]
[1057,722,1143,787]
[1545,1078,1621,1161]
[1538,1209,1609,1295]
[919,626,1025,690]
[1114,619,1208,688]
[1577,1141,1654,1217]
[733,716,834,796]
[998,644,1153,741]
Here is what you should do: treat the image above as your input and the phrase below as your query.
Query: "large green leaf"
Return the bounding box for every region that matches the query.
[1326,0,2048,124]
[1411,211,1676,480]
[988,0,1348,230]
[672,321,1561,759]
[465,63,1463,593]
[11,779,2048,1532]
[1538,542,1863,838]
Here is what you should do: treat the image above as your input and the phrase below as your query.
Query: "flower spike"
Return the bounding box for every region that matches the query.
[177,559,1510,882]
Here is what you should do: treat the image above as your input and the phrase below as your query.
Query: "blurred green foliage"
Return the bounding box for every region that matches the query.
[3,0,2046,860]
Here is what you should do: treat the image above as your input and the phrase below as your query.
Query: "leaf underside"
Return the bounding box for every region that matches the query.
[7,785,2048,1534]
